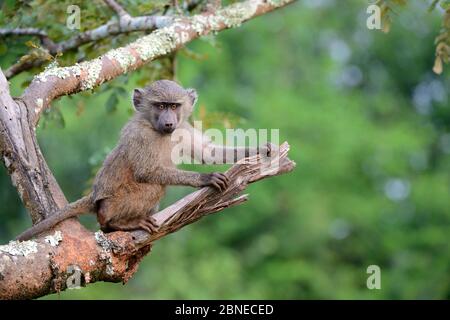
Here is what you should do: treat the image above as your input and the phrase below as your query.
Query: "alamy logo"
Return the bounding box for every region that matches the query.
[170,121,280,173]
[366,265,381,289]
[67,5,81,30]
[66,265,82,289]
[366,4,381,30]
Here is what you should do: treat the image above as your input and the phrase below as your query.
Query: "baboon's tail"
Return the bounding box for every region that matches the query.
[16,195,95,241]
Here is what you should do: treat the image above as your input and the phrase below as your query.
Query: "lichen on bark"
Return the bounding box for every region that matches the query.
[0,240,38,256]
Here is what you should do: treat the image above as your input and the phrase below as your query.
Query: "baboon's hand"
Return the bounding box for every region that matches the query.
[139,216,159,234]
[201,172,229,191]
[260,142,279,158]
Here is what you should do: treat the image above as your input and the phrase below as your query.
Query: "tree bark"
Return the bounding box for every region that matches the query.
[0,70,67,223]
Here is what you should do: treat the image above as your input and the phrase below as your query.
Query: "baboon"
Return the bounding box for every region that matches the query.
[16,80,272,241]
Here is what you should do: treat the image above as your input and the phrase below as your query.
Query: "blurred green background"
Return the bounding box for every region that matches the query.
[1,0,449,299]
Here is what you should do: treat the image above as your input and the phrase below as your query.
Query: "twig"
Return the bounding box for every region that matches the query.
[103,0,131,18]
[0,28,47,37]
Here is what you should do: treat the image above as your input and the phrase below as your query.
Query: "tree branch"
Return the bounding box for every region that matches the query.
[1,6,173,79]
[0,69,67,223]
[21,0,295,126]
[1,0,208,79]
[103,0,131,18]
[0,28,48,37]
[134,142,295,247]
[0,143,294,299]
[0,28,59,55]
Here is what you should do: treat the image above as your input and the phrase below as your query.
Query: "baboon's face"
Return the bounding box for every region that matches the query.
[132,80,198,135]
[149,101,182,134]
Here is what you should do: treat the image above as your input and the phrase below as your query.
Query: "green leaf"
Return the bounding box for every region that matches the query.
[0,41,7,55]
[440,0,450,10]
[115,86,128,98]
[106,93,119,113]
[53,107,65,129]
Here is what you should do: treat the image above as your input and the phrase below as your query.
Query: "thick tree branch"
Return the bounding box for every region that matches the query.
[0,143,294,299]
[0,69,67,223]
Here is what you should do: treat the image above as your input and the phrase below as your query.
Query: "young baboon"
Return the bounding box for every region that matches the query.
[16,80,272,241]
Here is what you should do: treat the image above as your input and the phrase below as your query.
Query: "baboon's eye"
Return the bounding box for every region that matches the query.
[171,104,177,110]
[158,104,165,110]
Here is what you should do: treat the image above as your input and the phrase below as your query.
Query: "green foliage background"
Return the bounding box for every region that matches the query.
[0,1,449,299]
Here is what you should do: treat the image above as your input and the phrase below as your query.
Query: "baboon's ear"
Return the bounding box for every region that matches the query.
[186,88,198,107]
[132,88,146,111]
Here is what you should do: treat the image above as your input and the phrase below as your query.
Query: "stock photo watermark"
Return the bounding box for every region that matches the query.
[366,4,382,30]
[66,5,81,30]
[366,265,381,290]
[66,264,82,289]
[170,121,281,173]
[66,263,382,291]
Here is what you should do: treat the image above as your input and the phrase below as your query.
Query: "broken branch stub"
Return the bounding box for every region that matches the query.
[132,142,296,247]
